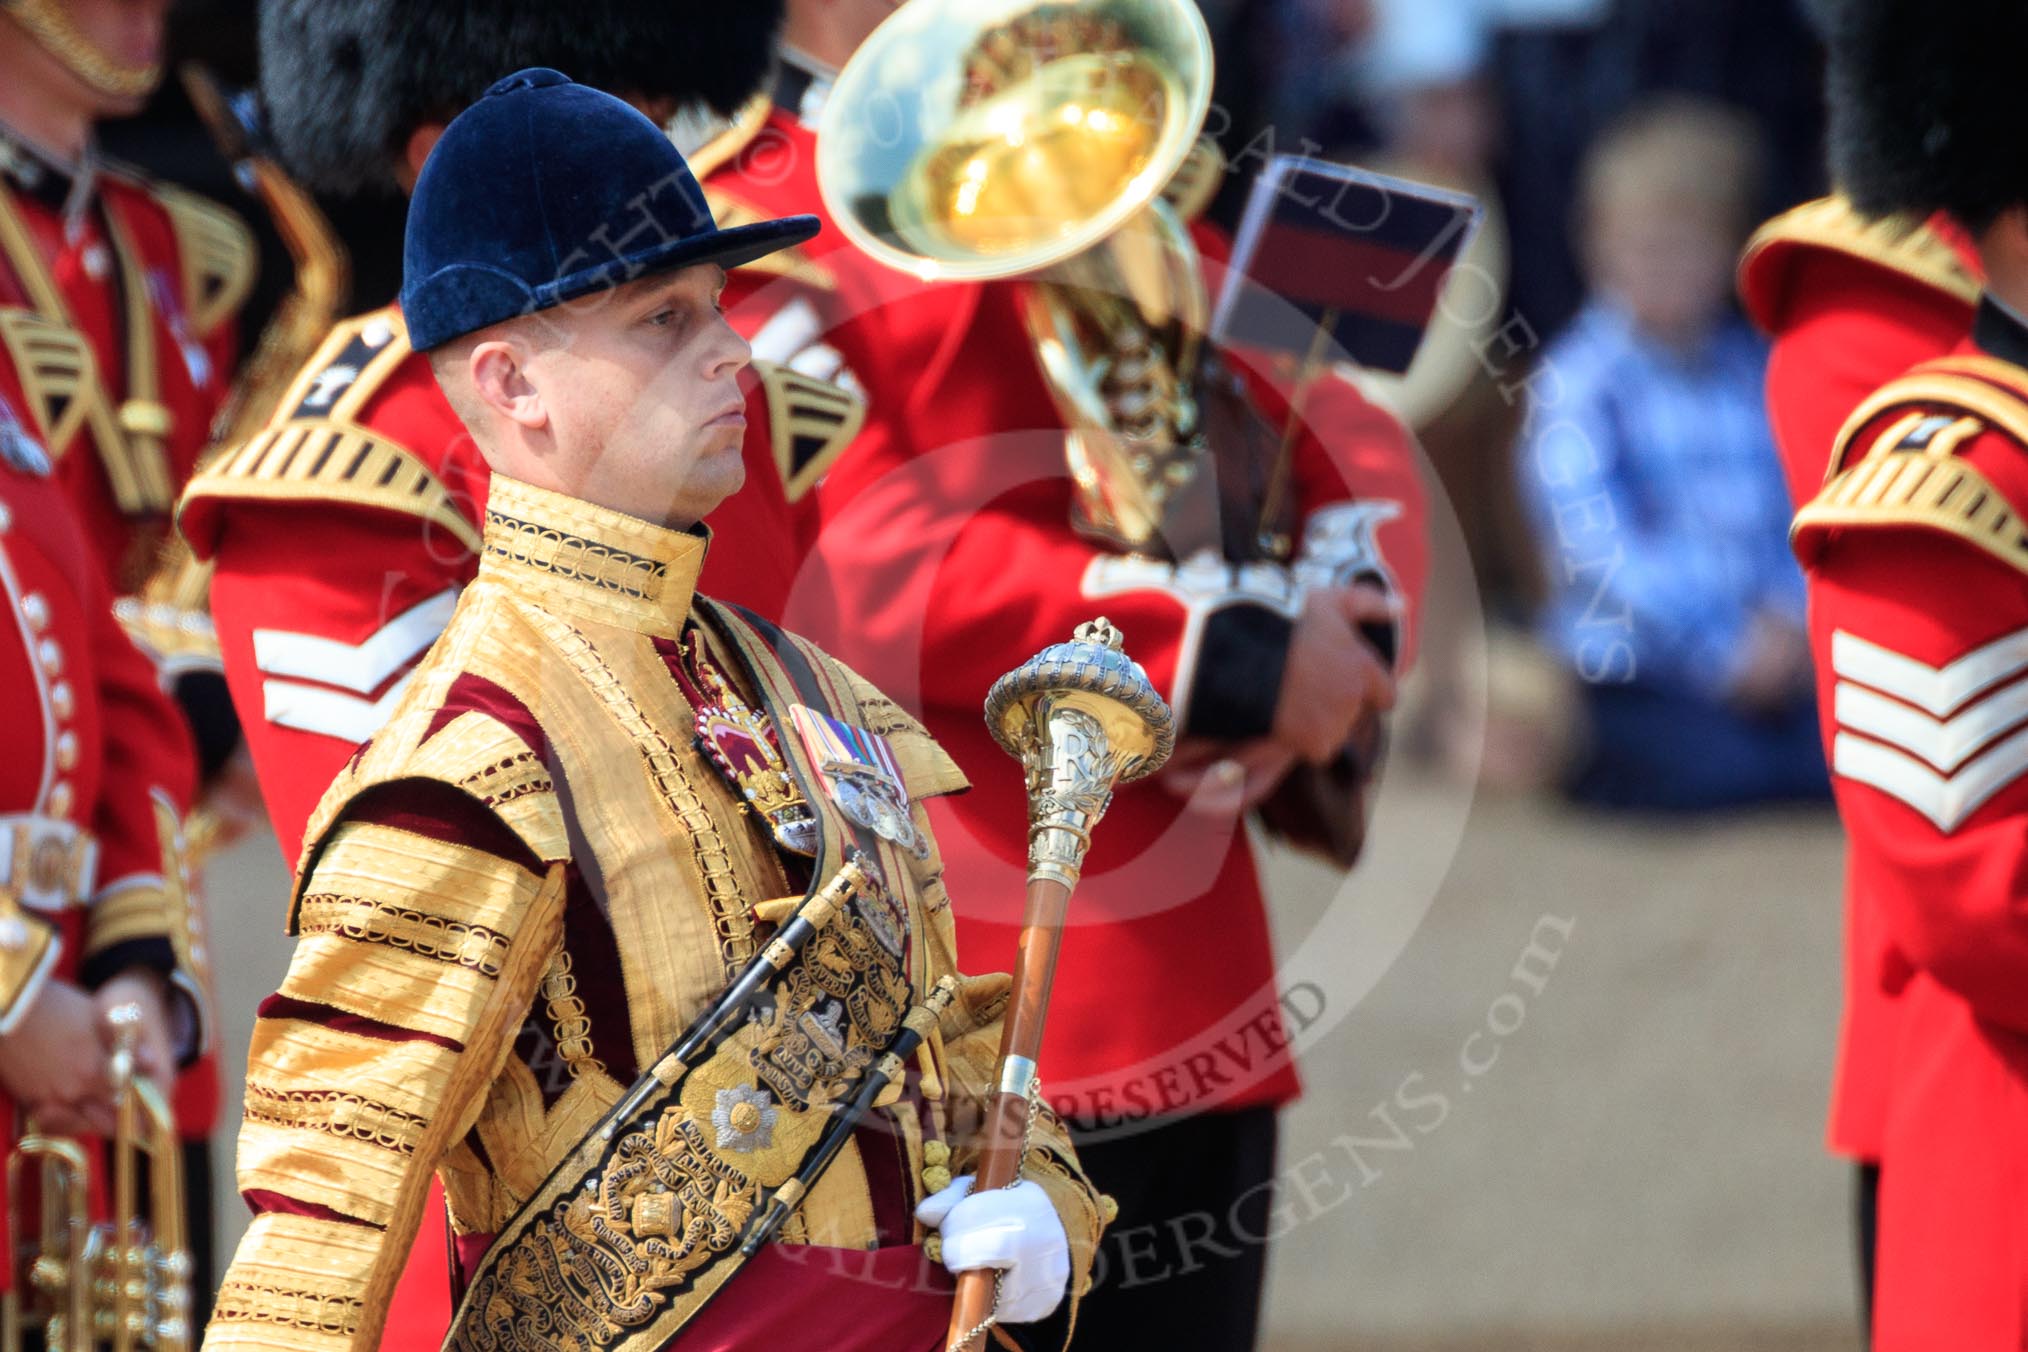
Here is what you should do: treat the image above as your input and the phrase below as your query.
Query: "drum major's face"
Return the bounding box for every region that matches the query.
[526,263,753,528]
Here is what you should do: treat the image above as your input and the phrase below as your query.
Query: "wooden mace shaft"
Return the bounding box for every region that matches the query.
[945,872,1074,1352]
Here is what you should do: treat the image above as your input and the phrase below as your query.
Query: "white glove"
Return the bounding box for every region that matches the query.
[916,1175,1071,1324]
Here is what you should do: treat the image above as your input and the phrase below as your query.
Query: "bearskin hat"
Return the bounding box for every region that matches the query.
[1824,0,2028,228]
[258,0,785,195]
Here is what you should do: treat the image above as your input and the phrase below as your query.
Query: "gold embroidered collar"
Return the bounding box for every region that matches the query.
[478,475,709,638]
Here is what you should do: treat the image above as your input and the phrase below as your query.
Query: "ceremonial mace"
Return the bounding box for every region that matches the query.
[947,619,1175,1352]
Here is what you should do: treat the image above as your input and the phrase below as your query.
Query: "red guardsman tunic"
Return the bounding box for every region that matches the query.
[0,311,206,1275]
[0,129,248,593]
[704,90,1427,1125]
[0,127,252,1149]
[1739,196,1980,1164]
[1792,311,2028,1349]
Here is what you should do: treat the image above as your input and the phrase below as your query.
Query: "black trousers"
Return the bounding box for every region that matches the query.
[1857,1162,1880,1335]
[186,1138,217,1327]
[1019,1106,1279,1351]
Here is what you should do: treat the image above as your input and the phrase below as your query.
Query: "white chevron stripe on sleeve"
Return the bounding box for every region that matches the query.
[749,298,824,366]
[1834,677,2028,774]
[1831,627,2028,716]
[251,588,458,695]
[1833,726,2028,832]
[262,671,416,745]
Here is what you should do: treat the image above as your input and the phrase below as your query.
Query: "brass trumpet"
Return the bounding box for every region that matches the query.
[3,1007,192,1352]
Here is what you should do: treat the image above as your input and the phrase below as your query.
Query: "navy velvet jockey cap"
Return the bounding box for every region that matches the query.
[400,67,819,351]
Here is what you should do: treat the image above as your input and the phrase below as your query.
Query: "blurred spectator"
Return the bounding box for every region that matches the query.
[1354,0,1495,179]
[1517,98,1828,811]
[1489,0,1825,340]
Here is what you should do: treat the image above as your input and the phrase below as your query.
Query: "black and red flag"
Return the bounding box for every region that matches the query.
[1211,156,1482,373]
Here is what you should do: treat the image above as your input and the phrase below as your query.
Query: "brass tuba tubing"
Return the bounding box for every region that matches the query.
[818,0,1228,554]
[816,0,1214,283]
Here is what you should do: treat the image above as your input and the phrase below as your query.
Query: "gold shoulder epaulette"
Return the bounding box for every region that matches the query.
[1796,360,2028,576]
[175,309,457,554]
[153,184,258,338]
[0,307,92,456]
[1829,357,2028,473]
[177,417,480,556]
[114,536,221,678]
[1742,195,1980,314]
[1794,446,2028,576]
[270,307,414,426]
[753,359,865,501]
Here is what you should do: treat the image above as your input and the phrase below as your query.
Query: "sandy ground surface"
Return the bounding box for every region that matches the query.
[200,771,1858,1351]
[1249,776,1856,1350]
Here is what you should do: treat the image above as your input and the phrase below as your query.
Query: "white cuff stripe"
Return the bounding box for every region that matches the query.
[1081,550,1307,729]
[251,588,458,695]
[94,873,167,904]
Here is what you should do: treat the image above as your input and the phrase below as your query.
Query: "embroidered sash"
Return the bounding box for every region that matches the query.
[443,605,922,1350]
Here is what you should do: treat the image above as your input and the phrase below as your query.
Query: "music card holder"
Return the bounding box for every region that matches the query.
[1208,155,1484,373]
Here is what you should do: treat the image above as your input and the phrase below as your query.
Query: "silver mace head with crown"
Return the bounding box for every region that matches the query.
[983,617,1178,888]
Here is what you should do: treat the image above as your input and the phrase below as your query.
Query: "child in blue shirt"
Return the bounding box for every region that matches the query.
[1518,96,1828,809]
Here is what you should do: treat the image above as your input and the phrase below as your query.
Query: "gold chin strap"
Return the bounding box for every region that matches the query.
[1,0,162,102]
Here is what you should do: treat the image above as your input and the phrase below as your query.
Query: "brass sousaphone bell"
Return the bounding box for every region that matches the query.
[817,0,1226,555]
